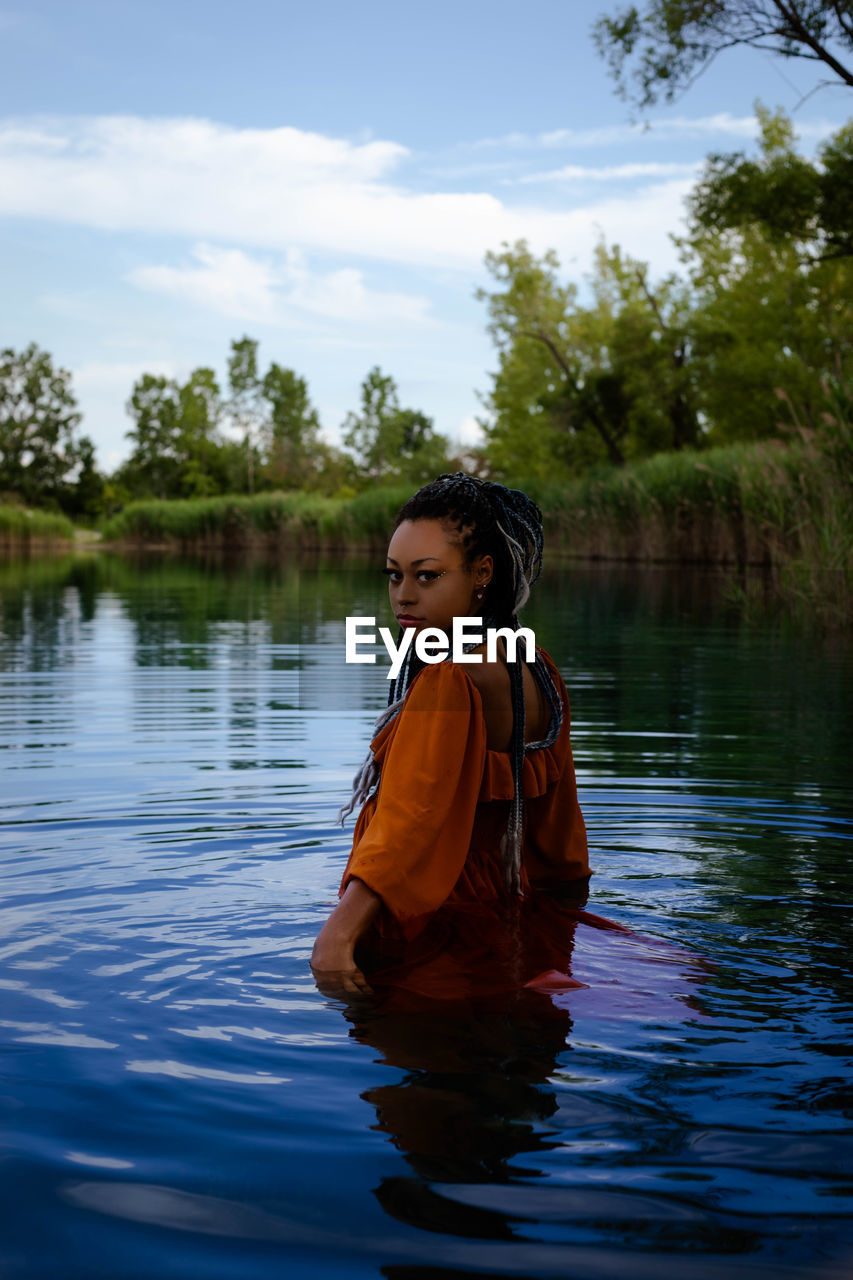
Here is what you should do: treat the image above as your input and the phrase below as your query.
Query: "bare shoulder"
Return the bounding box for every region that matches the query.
[455,645,509,697]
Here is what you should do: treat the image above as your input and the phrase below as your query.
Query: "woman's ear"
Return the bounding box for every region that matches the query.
[474,553,493,587]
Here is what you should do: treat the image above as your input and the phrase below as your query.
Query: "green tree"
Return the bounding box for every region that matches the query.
[0,343,83,506]
[690,107,853,261]
[176,367,230,496]
[225,339,328,492]
[122,375,181,500]
[477,242,618,477]
[342,367,449,484]
[120,368,227,499]
[594,1,853,111]
[476,240,700,479]
[227,336,264,494]
[68,435,106,522]
[677,109,853,440]
[260,363,322,489]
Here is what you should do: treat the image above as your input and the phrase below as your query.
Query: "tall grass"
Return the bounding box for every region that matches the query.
[99,436,851,627]
[0,505,75,545]
[530,438,822,566]
[100,488,413,549]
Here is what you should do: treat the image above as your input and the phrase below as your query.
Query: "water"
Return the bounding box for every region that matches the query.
[1,551,851,1279]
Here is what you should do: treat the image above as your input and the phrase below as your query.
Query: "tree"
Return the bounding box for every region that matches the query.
[594,1,853,111]
[260,363,322,489]
[690,106,853,261]
[674,113,853,441]
[67,435,106,522]
[122,375,181,500]
[476,240,699,479]
[226,339,328,492]
[176,367,230,496]
[342,367,450,484]
[121,368,227,500]
[477,242,625,475]
[0,343,83,505]
[227,336,265,495]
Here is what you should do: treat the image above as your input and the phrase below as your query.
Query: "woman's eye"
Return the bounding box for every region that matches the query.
[380,568,445,585]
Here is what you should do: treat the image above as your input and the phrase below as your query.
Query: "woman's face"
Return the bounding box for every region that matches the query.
[384,518,492,636]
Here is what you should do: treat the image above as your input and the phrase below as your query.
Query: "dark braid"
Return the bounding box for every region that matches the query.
[338,472,563,896]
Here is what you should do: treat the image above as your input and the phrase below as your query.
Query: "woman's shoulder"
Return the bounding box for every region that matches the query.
[368,659,486,759]
[406,645,565,703]
[404,656,485,711]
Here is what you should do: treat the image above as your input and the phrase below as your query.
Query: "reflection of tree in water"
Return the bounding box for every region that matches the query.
[0,554,97,670]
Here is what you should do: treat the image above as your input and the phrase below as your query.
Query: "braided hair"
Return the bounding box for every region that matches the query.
[338,472,564,895]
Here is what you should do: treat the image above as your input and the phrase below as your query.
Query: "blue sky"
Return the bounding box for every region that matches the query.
[1,0,850,469]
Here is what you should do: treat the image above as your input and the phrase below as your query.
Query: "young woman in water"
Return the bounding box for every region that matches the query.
[311,472,592,1000]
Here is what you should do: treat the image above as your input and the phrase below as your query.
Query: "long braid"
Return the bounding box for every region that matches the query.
[338,472,563,898]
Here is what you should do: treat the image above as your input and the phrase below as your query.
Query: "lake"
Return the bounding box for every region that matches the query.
[1,551,851,1279]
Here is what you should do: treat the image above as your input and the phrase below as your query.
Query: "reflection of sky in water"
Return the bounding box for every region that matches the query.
[0,553,851,1278]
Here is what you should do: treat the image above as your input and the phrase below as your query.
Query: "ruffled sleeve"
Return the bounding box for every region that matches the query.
[340,661,488,936]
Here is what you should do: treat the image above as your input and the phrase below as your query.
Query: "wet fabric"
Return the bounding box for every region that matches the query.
[340,648,596,997]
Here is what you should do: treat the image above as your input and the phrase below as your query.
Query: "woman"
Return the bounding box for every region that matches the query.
[311,472,595,1001]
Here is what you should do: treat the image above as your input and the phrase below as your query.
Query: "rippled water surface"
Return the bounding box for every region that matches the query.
[1,552,851,1279]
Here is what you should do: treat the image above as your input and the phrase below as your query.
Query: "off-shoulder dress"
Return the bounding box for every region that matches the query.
[339,647,604,999]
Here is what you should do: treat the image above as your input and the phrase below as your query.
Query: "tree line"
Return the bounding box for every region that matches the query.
[0,339,456,520]
[2,102,851,518]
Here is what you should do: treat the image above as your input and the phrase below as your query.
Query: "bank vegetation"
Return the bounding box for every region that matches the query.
[99,425,851,628]
[0,505,75,550]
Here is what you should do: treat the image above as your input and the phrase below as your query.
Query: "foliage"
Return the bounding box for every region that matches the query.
[226,336,266,494]
[342,366,451,483]
[677,110,853,442]
[261,362,322,488]
[477,240,700,479]
[0,503,75,542]
[690,106,853,260]
[535,429,853,630]
[117,367,240,502]
[0,343,84,507]
[100,488,413,548]
[96,424,852,628]
[593,1,853,111]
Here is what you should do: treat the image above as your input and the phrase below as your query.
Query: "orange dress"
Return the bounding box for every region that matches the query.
[340,648,596,999]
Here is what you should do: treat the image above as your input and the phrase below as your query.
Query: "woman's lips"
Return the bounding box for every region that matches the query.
[396,615,423,627]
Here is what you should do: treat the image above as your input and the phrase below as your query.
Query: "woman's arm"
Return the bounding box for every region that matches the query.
[310,877,381,997]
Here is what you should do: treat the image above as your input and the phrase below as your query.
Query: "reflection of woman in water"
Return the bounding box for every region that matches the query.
[312,472,624,1003]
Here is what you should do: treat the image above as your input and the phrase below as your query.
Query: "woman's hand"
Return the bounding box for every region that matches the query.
[310,937,373,998]
[310,878,381,998]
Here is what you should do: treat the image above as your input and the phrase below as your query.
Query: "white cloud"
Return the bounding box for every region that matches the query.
[73,358,177,389]
[469,112,842,151]
[278,251,430,324]
[518,161,701,184]
[126,242,432,325]
[0,113,698,274]
[456,415,485,446]
[128,245,281,322]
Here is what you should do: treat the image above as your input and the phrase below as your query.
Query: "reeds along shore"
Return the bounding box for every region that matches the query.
[9,431,852,628]
[0,506,75,549]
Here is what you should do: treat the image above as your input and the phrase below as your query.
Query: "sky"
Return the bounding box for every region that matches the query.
[1,0,850,470]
